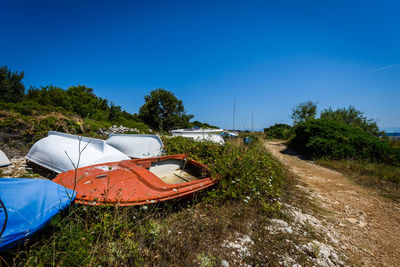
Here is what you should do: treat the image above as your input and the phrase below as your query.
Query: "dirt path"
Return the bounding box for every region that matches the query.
[265,141,400,267]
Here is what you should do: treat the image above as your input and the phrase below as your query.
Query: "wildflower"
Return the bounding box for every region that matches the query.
[142,206,148,211]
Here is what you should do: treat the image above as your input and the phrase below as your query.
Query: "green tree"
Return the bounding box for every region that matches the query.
[320,105,381,136]
[291,101,317,124]
[139,88,193,131]
[0,65,25,102]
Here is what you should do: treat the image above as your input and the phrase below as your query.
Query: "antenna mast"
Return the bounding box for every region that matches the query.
[233,98,236,130]
[251,112,254,132]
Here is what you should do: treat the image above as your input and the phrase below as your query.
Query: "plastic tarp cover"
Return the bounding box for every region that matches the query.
[0,178,76,252]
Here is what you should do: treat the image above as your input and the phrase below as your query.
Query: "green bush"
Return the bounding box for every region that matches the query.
[264,124,292,139]
[162,136,224,165]
[163,137,283,207]
[289,119,400,165]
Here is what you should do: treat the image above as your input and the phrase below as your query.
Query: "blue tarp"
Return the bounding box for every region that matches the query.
[0,178,76,252]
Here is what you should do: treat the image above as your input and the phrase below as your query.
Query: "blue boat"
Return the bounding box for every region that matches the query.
[0,178,76,252]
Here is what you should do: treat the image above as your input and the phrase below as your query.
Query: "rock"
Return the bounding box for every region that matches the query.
[223,233,254,259]
[301,241,342,267]
[267,219,294,234]
[221,259,229,267]
[102,125,141,135]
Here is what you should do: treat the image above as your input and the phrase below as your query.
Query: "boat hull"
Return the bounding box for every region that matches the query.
[106,134,164,158]
[26,131,130,173]
[53,154,215,206]
[0,150,11,167]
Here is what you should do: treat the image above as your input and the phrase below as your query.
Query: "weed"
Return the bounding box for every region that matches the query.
[196,253,217,267]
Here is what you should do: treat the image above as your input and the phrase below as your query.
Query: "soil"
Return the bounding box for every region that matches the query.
[265,141,400,267]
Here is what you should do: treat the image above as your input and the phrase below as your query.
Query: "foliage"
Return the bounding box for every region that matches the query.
[289,119,400,165]
[163,136,283,207]
[190,120,219,129]
[264,123,292,139]
[162,136,224,165]
[320,105,381,136]
[291,101,317,124]
[0,65,25,103]
[0,92,150,143]
[25,85,142,127]
[139,89,193,131]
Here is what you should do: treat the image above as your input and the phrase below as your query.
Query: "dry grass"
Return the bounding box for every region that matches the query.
[316,159,400,203]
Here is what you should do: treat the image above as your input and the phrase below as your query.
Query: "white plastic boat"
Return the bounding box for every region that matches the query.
[26,131,130,173]
[171,128,225,133]
[106,134,164,158]
[171,129,225,144]
[0,149,11,167]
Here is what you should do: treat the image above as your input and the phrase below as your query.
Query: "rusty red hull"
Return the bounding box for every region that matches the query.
[53,154,215,206]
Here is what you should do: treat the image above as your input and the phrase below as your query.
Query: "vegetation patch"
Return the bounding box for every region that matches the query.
[264,123,292,140]
[289,119,400,165]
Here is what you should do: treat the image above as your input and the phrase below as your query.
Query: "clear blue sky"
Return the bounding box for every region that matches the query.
[1,0,399,131]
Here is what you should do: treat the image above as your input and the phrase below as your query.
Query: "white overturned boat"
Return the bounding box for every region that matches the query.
[106,134,164,158]
[171,128,225,144]
[26,131,130,173]
[0,149,11,167]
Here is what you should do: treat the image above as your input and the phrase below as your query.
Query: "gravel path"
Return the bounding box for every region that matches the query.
[265,141,400,267]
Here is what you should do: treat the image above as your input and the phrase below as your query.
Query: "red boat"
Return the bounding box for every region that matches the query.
[53,154,215,206]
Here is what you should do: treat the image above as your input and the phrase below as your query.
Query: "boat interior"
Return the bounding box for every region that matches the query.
[148,159,205,184]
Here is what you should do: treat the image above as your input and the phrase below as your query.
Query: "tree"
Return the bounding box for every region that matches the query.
[0,65,25,102]
[291,101,317,124]
[139,89,193,131]
[320,105,381,136]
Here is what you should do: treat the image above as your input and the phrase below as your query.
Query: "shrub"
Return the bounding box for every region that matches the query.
[163,137,283,208]
[289,119,400,165]
[320,106,381,136]
[162,136,224,165]
[264,124,292,139]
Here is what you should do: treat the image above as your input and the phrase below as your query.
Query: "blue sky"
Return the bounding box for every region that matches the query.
[1,0,399,131]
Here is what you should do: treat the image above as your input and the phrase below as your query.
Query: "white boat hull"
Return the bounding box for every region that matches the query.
[171,131,225,144]
[0,150,11,167]
[106,134,164,158]
[26,131,130,173]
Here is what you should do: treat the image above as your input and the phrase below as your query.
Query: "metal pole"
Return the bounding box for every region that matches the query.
[233,98,236,130]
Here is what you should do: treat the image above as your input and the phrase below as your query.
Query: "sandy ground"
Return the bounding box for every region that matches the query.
[265,141,400,267]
